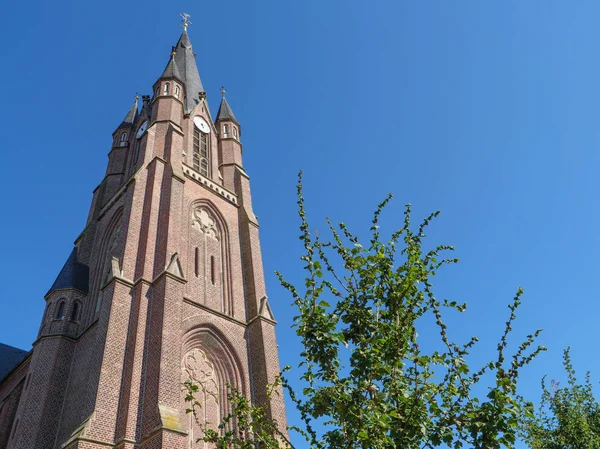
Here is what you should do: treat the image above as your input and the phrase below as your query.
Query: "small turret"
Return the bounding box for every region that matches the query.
[216,87,240,139]
[216,88,243,192]
[112,96,139,149]
[152,47,186,126]
[40,247,89,339]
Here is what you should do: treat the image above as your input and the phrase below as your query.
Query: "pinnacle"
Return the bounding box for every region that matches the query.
[120,96,139,126]
[161,51,183,81]
[216,95,238,124]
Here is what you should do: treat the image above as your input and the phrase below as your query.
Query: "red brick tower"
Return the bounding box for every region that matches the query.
[0,18,287,449]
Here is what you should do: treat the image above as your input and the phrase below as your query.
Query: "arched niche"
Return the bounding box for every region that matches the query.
[187,200,233,316]
[181,325,245,445]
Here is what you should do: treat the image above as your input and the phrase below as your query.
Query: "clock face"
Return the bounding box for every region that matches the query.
[136,120,148,139]
[193,116,210,134]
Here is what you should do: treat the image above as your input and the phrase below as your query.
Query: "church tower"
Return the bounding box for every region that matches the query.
[0,17,287,449]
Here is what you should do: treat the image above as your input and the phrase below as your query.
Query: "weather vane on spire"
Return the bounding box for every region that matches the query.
[221,86,226,97]
[180,12,192,30]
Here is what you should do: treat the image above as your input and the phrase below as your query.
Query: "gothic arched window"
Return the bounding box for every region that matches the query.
[233,126,238,139]
[119,132,128,147]
[193,126,209,177]
[56,301,65,320]
[223,124,229,137]
[71,302,81,322]
[164,83,170,95]
[175,85,180,98]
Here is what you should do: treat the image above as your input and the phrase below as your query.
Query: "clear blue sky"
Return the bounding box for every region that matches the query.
[1,0,599,446]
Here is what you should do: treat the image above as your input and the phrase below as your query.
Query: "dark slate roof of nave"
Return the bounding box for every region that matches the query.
[0,343,29,382]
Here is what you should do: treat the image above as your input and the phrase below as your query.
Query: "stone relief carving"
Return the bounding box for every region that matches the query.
[183,348,219,403]
[183,348,220,447]
[192,207,219,240]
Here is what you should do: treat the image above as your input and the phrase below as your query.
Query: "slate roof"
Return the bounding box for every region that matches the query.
[171,30,205,114]
[0,343,29,382]
[161,54,183,82]
[121,98,139,126]
[47,248,89,295]
[216,96,238,125]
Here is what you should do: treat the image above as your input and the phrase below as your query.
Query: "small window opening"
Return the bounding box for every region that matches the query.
[194,247,199,277]
[210,256,215,285]
[163,83,170,95]
[71,302,80,322]
[56,302,65,320]
[174,85,180,98]
[223,124,229,137]
[233,127,238,139]
[119,132,128,147]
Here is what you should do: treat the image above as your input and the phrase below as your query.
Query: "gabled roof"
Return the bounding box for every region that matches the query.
[0,343,29,382]
[171,30,204,114]
[47,247,89,295]
[216,96,238,125]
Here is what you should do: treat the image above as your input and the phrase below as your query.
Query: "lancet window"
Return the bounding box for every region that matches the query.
[193,127,209,177]
[119,132,128,147]
[56,301,65,320]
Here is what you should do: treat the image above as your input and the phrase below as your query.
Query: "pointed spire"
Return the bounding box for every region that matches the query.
[47,248,89,295]
[121,95,139,126]
[216,88,239,124]
[165,18,204,114]
[161,47,183,81]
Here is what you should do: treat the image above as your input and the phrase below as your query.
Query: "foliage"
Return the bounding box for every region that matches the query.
[183,377,291,449]
[520,348,600,449]
[185,171,546,449]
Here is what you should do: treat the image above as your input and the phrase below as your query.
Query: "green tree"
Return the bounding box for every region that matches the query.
[185,172,546,449]
[520,348,600,449]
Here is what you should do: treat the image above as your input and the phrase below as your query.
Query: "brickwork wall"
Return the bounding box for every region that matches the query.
[54,323,102,447]
[8,336,75,448]
[0,37,290,447]
[0,360,28,449]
